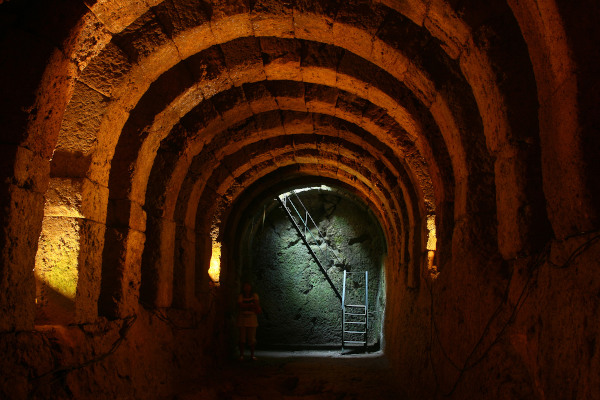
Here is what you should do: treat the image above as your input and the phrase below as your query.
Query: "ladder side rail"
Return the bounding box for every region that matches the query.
[286,196,307,227]
[342,269,347,308]
[277,197,342,302]
[286,196,326,260]
[342,269,347,350]
[290,191,327,247]
[287,197,327,261]
[292,190,323,237]
[304,210,308,239]
[365,270,368,347]
[292,191,328,243]
[290,191,345,266]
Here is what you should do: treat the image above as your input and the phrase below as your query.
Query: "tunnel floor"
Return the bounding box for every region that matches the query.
[174,350,407,399]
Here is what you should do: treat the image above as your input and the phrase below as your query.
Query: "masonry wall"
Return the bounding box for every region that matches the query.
[239,188,386,348]
[0,0,599,399]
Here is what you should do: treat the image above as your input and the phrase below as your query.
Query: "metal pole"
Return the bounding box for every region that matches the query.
[342,269,347,351]
[365,270,368,350]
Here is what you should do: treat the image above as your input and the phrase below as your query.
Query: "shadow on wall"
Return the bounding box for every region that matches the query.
[238,187,387,349]
[34,276,75,326]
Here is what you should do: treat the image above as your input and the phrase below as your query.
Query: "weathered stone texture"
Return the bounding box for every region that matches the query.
[1,0,600,399]
[241,189,386,347]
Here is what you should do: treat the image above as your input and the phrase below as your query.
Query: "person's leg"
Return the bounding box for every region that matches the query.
[238,327,247,359]
[248,327,257,360]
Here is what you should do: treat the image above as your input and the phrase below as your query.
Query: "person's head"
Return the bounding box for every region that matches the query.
[242,282,252,296]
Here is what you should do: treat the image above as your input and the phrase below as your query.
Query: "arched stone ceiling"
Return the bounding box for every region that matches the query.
[15,0,594,323]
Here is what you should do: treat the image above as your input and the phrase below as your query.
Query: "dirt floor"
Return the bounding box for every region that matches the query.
[175,350,407,399]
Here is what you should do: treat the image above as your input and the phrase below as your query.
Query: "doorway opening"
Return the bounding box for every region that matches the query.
[234,184,387,351]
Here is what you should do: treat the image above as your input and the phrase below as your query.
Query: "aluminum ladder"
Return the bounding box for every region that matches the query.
[342,270,368,350]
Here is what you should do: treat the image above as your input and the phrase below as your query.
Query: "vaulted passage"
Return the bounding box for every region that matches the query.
[0,0,599,399]
[234,184,387,349]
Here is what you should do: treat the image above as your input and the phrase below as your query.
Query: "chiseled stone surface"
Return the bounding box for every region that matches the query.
[242,188,386,347]
[0,0,599,399]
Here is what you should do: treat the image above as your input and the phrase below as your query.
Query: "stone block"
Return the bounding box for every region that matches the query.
[539,76,594,237]
[275,94,308,114]
[333,9,381,61]
[88,104,131,186]
[174,23,216,60]
[119,42,181,97]
[153,0,211,38]
[141,217,175,308]
[25,50,80,159]
[186,46,233,98]
[129,62,194,127]
[259,37,302,81]
[86,0,150,33]
[210,12,253,45]
[0,185,43,331]
[494,148,529,259]
[380,0,427,26]
[246,86,280,115]
[34,216,81,325]
[424,3,470,60]
[56,80,109,155]
[299,42,342,87]
[171,226,195,309]
[0,144,50,194]
[251,0,294,38]
[403,62,435,107]
[305,82,338,108]
[107,198,147,232]
[44,177,109,224]
[74,219,105,323]
[220,37,266,87]
[281,112,313,135]
[98,227,145,319]
[293,3,336,44]
[211,86,252,123]
[0,24,75,154]
[336,55,371,106]
[113,9,171,62]
[335,91,367,125]
[370,38,409,79]
[61,11,113,73]
[253,111,285,136]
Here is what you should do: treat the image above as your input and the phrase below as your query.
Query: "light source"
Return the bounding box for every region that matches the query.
[209,240,221,285]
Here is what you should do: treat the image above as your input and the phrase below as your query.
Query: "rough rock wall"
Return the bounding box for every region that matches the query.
[0,302,225,400]
[384,225,600,400]
[240,189,386,348]
[0,0,599,399]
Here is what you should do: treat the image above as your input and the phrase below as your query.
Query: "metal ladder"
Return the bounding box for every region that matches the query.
[277,190,342,301]
[342,270,368,350]
[277,189,368,350]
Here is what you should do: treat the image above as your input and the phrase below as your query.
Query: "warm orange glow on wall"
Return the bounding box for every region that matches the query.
[208,240,221,285]
[35,216,80,301]
[426,215,438,277]
[426,215,437,251]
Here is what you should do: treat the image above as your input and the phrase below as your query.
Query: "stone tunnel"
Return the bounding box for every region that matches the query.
[0,0,599,398]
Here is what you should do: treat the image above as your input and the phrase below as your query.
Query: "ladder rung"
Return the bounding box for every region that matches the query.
[345,312,366,316]
[345,305,366,308]
[345,321,365,324]
[343,340,366,344]
[344,330,366,334]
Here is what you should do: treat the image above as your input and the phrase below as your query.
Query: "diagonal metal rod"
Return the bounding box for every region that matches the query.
[282,191,343,267]
[291,191,344,266]
[277,194,342,302]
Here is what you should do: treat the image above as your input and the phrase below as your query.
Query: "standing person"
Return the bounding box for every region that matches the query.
[237,282,261,360]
